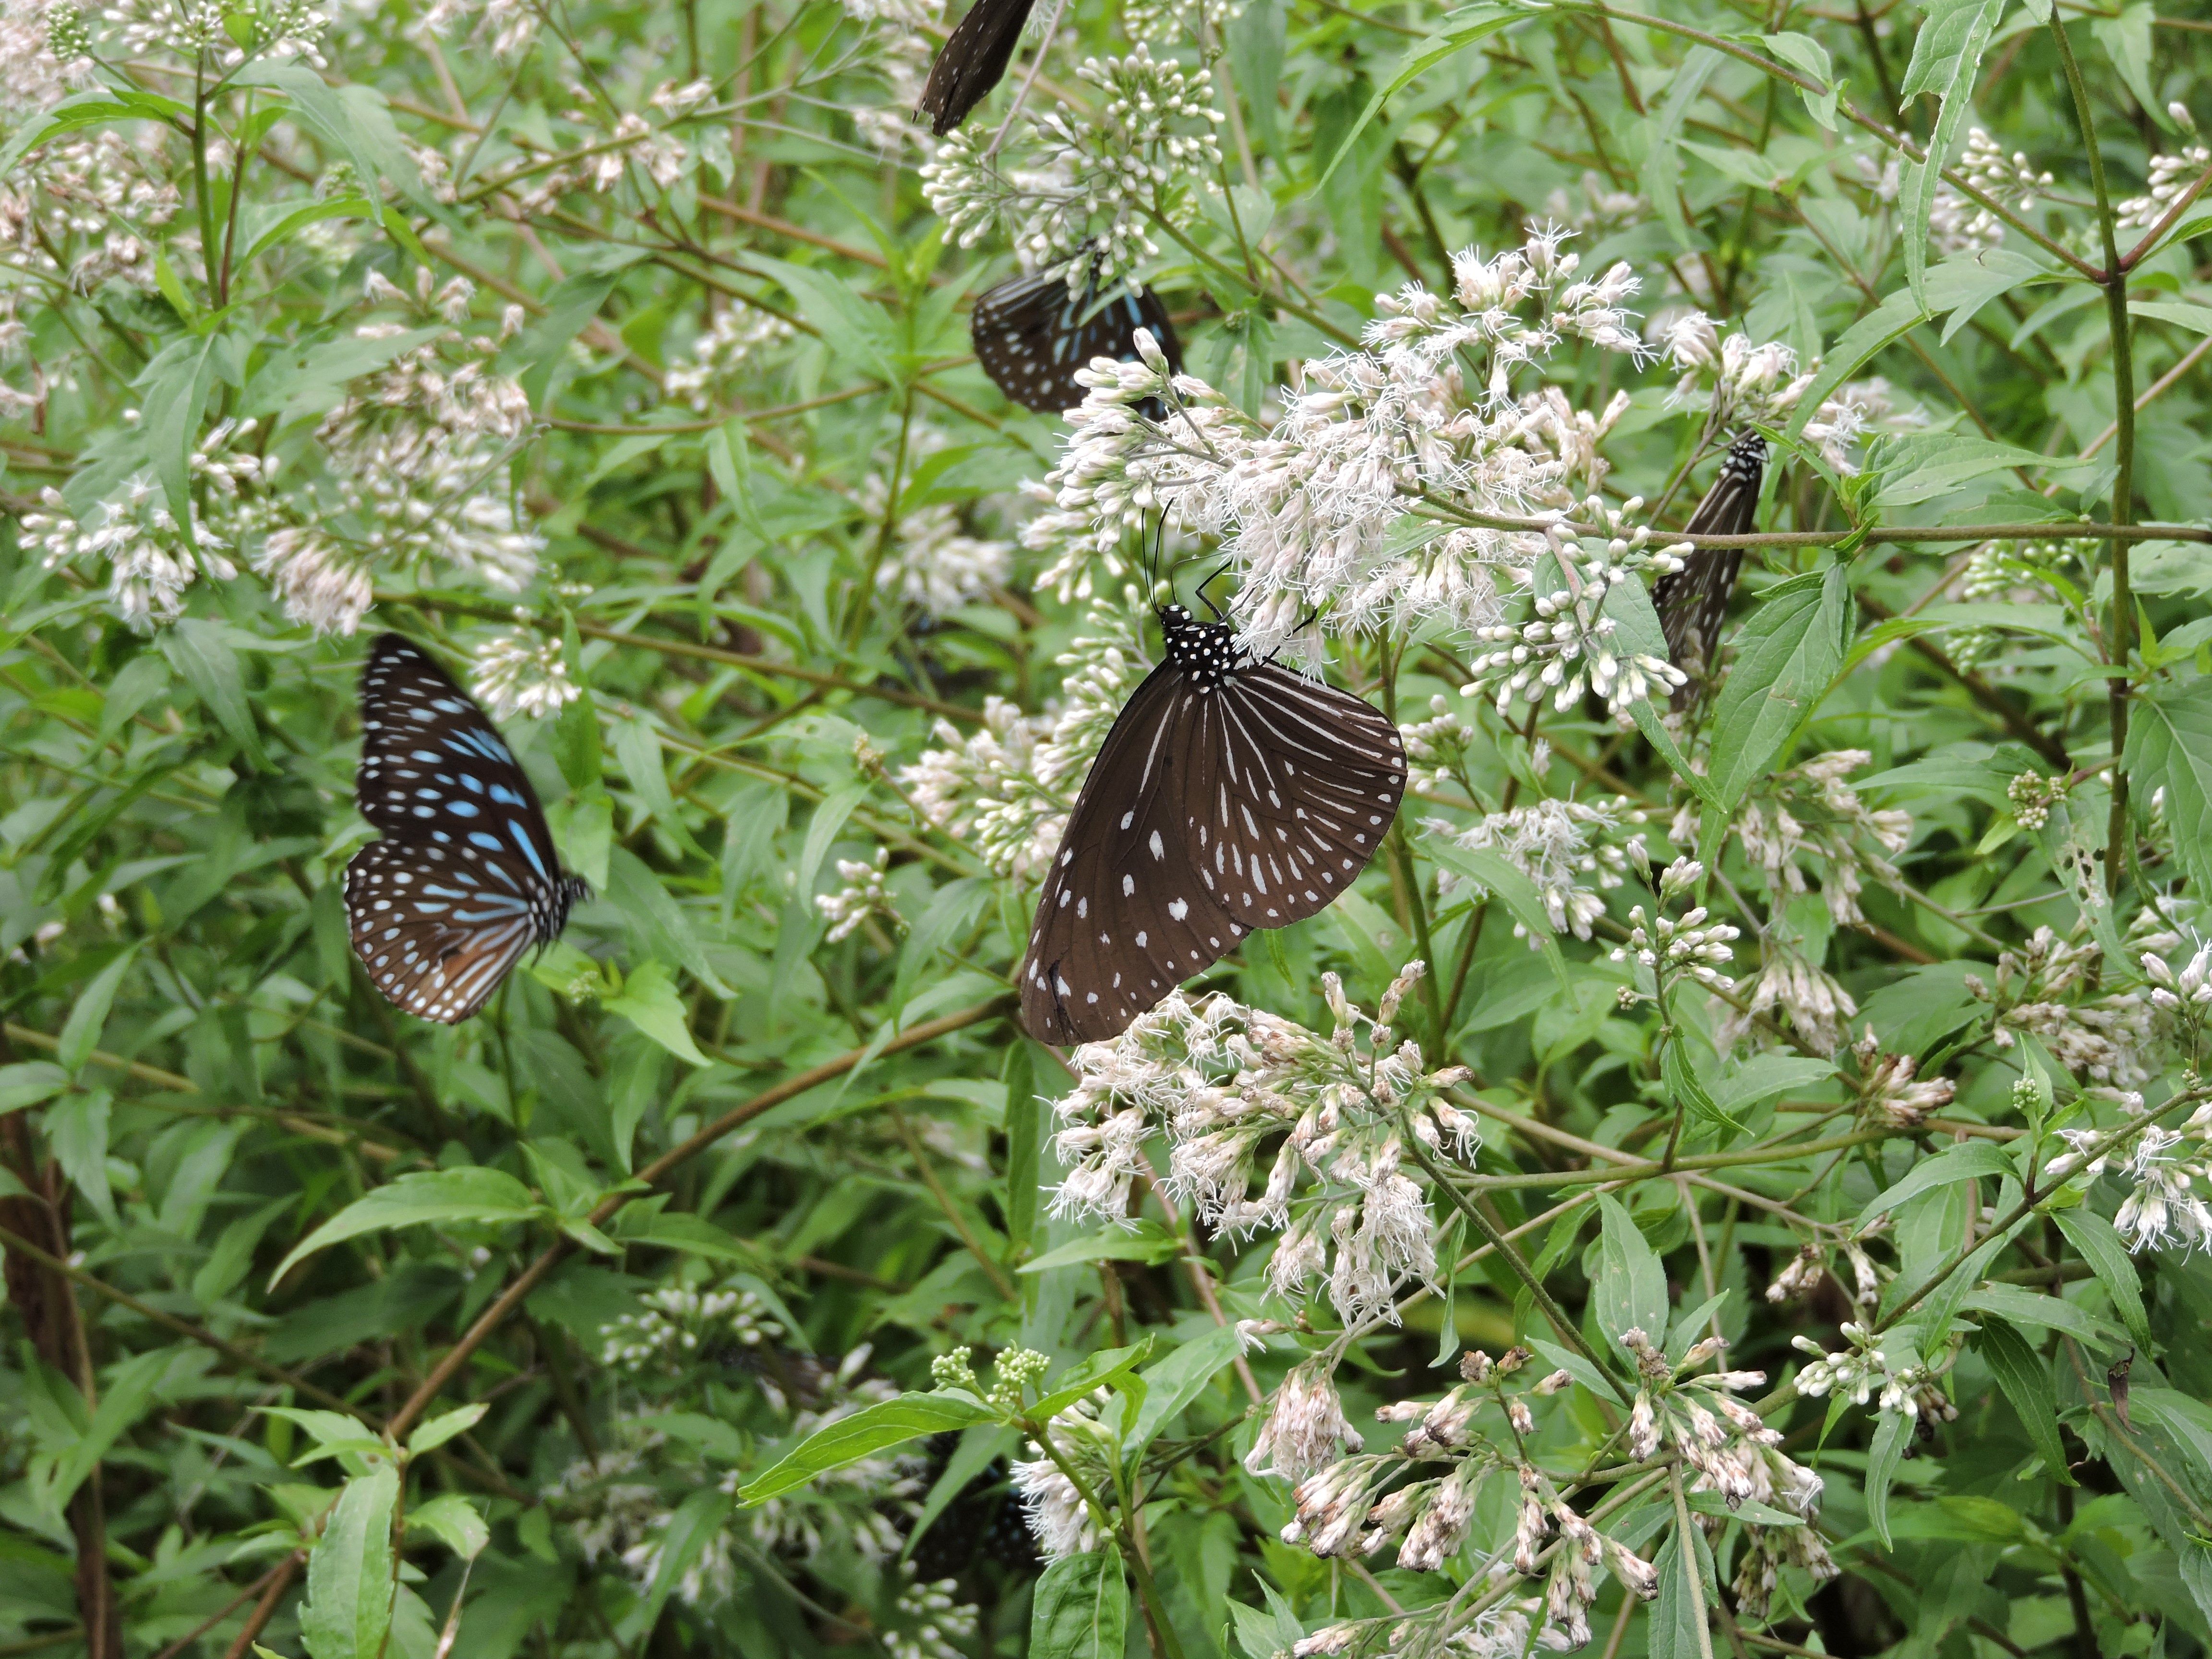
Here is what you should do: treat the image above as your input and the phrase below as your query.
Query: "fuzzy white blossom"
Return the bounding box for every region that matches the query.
[817,848,904,942]
[1429,795,1642,940]
[471,628,579,720]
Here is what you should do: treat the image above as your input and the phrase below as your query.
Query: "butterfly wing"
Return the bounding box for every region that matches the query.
[918,0,1037,134]
[1021,664,1251,1045]
[1193,664,1407,930]
[356,633,567,896]
[344,838,539,1023]
[1654,432,1767,708]
[973,272,1183,415]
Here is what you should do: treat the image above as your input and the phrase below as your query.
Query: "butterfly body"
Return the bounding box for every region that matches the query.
[1019,606,1407,1045]
[917,0,1037,134]
[972,266,1180,416]
[1653,429,1768,708]
[344,634,589,1024]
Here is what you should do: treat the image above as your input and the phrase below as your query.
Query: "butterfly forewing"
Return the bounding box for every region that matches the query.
[972,269,1181,415]
[917,0,1036,135]
[1019,612,1406,1046]
[1022,665,1250,1045]
[344,633,588,1024]
[1654,430,1767,708]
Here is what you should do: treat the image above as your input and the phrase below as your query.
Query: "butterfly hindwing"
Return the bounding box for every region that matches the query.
[918,0,1037,135]
[346,633,588,1024]
[972,267,1182,415]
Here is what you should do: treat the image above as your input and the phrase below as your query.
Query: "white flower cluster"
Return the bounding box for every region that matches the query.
[862,469,1015,616]
[921,45,1224,287]
[2117,142,2212,232]
[1026,230,1668,661]
[250,278,539,634]
[19,419,265,630]
[1735,941,1857,1057]
[1854,154,2004,256]
[1662,316,1911,473]
[471,627,579,721]
[1275,1347,1659,1652]
[887,1570,980,1659]
[1849,1028,1955,1128]
[1765,1229,1887,1310]
[414,0,539,55]
[1051,967,1471,1327]
[1610,860,1741,996]
[897,603,1149,878]
[2051,1102,2212,1255]
[1670,750,1910,930]
[0,122,179,295]
[597,1284,786,1371]
[1428,794,1642,941]
[56,0,329,69]
[817,847,904,942]
[1790,1322,1952,1422]
[1463,512,1689,718]
[1971,927,2154,1087]
[664,306,795,411]
[1957,127,2054,213]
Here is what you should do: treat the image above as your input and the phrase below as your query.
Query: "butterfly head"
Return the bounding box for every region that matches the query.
[1159,604,1243,692]
[1726,429,1768,477]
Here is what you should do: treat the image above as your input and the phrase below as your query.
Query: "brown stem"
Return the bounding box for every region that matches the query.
[221,1552,304,1659]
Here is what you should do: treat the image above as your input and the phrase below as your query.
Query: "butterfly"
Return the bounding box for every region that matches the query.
[1652,429,1768,709]
[905,1431,1039,1580]
[972,262,1181,416]
[1019,604,1407,1045]
[918,0,1036,135]
[344,633,589,1024]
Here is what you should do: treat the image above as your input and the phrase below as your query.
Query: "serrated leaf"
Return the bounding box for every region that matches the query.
[1595,1195,1668,1358]
[2125,679,2212,897]
[300,1465,398,1659]
[2054,1208,2151,1348]
[1897,0,2003,306]
[405,1493,489,1561]
[1019,1222,1181,1274]
[604,959,710,1066]
[406,1403,488,1457]
[1126,1324,1243,1454]
[1422,839,1572,994]
[1030,1549,1129,1659]
[1706,565,1850,810]
[269,1168,541,1286]
[1863,1408,1911,1549]
[740,1393,994,1505]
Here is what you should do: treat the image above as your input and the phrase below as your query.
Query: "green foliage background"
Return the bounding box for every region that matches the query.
[3,0,2212,1654]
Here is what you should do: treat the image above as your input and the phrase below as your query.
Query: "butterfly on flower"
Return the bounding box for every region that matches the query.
[1652,429,1769,709]
[971,259,1181,417]
[1020,603,1406,1045]
[344,634,589,1024]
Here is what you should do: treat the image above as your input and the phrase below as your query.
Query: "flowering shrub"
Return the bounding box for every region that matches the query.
[2,0,2210,1656]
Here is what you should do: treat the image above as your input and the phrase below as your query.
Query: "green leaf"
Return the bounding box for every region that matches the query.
[405,1493,489,1561]
[1631,697,1725,812]
[1003,1041,1043,1258]
[1662,1036,1742,1137]
[1929,249,2052,345]
[893,877,989,1022]
[1706,565,1849,810]
[2124,679,2212,897]
[2132,300,2212,337]
[796,779,869,902]
[740,1393,995,1504]
[608,1205,760,1266]
[1961,1281,2115,1346]
[1126,1324,1244,1453]
[0,1062,69,1111]
[57,944,137,1076]
[604,960,711,1066]
[1874,433,2089,507]
[1227,1593,1304,1659]
[299,1464,398,1659]
[1019,1223,1182,1274]
[1762,32,1837,128]
[1641,48,1724,250]
[1974,1315,2073,1483]
[269,1168,541,1286]
[1030,1341,1156,1421]
[1648,1521,1706,1659]
[1030,1549,1130,1659]
[606,848,733,997]
[46,1347,169,1515]
[2053,1209,2151,1349]
[406,1403,488,1457]
[638,1486,734,1632]
[161,620,272,771]
[2092,5,2167,129]
[45,1088,112,1224]
[1896,0,2003,307]
[1863,1409,1911,1548]
[1786,288,1930,440]
[1314,5,1522,187]
[138,334,223,541]
[552,688,603,793]
[612,714,707,859]
[1595,1195,1668,1357]
[1422,840,1572,994]
[1857,1139,2016,1226]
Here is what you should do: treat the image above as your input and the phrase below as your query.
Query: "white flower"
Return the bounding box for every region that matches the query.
[1245,1362,1361,1484]
[817,849,904,943]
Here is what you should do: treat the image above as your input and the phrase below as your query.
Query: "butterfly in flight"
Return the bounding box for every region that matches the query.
[344,634,590,1024]
[1652,429,1768,709]
[918,0,1035,134]
[972,261,1181,416]
[1020,604,1407,1045]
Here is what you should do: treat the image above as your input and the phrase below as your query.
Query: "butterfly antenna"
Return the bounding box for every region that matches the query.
[1197,559,1231,620]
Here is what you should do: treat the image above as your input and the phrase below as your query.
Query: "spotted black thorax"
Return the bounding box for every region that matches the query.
[1157,604,1248,694]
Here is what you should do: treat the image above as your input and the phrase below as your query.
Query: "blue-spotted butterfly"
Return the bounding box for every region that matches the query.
[344,633,589,1023]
